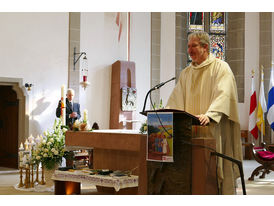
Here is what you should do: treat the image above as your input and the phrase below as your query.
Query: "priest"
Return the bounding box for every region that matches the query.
[166,31,243,194]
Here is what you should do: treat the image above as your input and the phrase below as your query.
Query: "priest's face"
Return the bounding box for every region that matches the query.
[187,37,208,65]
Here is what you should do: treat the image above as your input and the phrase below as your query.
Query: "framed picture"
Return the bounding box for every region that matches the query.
[121,87,137,111]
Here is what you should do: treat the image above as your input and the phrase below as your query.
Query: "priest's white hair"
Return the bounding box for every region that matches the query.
[188,31,210,53]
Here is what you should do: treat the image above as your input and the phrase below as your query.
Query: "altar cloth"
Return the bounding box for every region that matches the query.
[52,170,138,192]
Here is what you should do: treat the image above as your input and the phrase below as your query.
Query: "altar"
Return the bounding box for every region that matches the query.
[65,130,147,195]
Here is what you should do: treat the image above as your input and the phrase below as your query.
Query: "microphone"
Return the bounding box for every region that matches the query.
[140,77,176,115]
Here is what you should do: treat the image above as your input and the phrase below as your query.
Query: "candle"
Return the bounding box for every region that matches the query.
[19,143,24,151]
[19,151,23,167]
[61,85,66,125]
[19,143,24,167]
[83,109,88,122]
[31,139,35,149]
[24,139,29,151]
[28,134,34,143]
[61,85,65,99]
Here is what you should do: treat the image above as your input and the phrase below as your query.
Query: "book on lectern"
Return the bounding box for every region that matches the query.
[147,112,174,162]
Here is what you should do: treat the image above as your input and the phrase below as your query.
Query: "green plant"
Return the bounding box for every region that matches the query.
[32,119,70,170]
[153,98,164,110]
[139,121,147,134]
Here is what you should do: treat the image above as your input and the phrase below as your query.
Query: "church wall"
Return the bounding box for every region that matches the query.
[130,12,151,128]
[159,13,176,106]
[79,12,151,129]
[0,13,69,137]
[240,12,260,130]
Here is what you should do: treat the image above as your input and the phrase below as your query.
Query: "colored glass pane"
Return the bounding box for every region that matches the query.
[210,12,225,33]
[188,12,204,32]
[210,35,225,60]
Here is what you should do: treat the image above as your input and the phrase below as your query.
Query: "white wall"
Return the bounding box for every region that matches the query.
[160,13,176,106]
[240,12,260,130]
[130,12,151,128]
[0,13,69,136]
[80,12,151,129]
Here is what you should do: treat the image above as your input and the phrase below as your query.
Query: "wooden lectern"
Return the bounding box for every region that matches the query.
[144,109,217,195]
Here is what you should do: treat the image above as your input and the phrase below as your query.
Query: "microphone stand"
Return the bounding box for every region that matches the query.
[140,77,176,115]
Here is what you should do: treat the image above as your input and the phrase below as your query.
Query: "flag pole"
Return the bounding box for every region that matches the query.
[261,123,263,143]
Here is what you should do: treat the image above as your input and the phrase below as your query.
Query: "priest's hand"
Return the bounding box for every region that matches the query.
[195,114,210,126]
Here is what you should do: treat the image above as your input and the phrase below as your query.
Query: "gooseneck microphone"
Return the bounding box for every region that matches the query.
[141,77,176,115]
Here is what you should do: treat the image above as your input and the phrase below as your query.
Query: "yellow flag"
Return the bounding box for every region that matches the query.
[257,68,267,135]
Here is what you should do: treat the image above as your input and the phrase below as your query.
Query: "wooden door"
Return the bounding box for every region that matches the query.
[0,86,18,169]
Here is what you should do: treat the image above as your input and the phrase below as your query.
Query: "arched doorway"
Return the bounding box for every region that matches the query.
[0,85,19,168]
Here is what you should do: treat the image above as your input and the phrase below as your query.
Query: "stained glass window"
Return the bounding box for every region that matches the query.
[210,12,226,33]
[188,12,204,32]
[187,12,227,63]
[210,35,226,60]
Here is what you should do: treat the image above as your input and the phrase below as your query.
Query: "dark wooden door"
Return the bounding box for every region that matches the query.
[0,86,18,169]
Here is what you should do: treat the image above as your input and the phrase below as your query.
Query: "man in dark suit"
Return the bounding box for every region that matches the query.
[56,88,81,129]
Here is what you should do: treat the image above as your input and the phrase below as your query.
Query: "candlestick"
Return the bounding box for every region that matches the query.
[40,164,45,185]
[18,167,24,187]
[30,164,34,188]
[35,163,40,184]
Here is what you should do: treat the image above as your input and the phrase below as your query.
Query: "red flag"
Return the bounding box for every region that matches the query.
[249,73,258,139]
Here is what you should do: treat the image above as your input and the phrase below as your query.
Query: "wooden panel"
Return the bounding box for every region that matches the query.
[146,112,218,195]
[110,60,136,129]
[66,131,143,152]
[93,149,139,171]
[147,113,193,195]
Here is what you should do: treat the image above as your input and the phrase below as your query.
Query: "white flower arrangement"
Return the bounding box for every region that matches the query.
[31,119,69,170]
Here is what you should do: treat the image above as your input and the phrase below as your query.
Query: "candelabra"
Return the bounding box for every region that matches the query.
[34,163,40,184]
[18,163,39,188]
[18,167,24,187]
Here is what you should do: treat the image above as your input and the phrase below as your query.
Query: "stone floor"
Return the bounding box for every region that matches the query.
[0,160,273,195]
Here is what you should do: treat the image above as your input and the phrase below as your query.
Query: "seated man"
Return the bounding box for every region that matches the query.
[56,88,81,129]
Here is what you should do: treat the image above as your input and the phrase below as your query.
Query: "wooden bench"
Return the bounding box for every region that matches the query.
[241,130,252,160]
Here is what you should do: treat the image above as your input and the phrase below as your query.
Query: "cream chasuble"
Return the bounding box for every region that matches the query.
[166,54,243,195]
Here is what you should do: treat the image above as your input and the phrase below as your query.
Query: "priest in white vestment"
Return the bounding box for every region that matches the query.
[166,31,243,195]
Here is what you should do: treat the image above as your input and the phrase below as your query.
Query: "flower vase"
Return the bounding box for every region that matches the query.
[44,165,58,187]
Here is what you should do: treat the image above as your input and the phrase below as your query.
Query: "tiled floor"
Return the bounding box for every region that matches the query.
[236,160,274,195]
[0,160,273,195]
